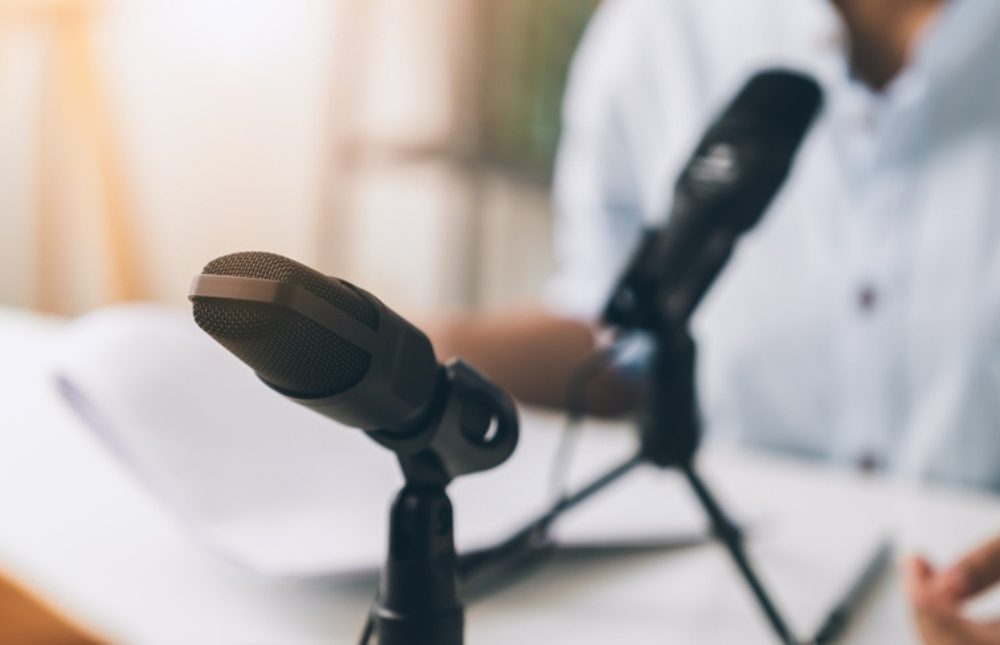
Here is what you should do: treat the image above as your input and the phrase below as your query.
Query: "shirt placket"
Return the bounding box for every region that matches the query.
[832,87,915,472]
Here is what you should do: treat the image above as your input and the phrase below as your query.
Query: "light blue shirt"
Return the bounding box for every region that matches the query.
[545,0,1000,489]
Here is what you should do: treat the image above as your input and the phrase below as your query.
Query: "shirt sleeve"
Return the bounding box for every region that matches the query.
[542,0,653,321]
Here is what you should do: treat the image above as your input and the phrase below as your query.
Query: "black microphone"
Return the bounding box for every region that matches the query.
[188,251,517,481]
[190,251,440,435]
[604,70,823,331]
[190,252,519,644]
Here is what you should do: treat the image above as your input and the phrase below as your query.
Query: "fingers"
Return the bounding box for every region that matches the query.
[948,535,1000,600]
[906,555,934,606]
[907,555,962,613]
[908,555,934,582]
[906,549,1000,645]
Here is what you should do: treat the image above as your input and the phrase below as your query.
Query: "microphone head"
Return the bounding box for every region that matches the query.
[678,69,823,230]
[190,251,441,435]
[722,70,823,137]
[192,252,377,398]
[602,69,823,331]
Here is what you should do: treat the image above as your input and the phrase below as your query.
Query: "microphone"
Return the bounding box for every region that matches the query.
[189,251,517,481]
[190,251,439,435]
[190,252,519,644]
[604,70,823,331]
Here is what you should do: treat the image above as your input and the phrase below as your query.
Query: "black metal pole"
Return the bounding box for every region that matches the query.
[681,463,798,645]
[641,332,798,645]
[373,484,464,645]
[459,454,643,579]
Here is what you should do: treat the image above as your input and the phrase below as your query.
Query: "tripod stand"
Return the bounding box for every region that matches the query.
[639,327,796,645]
[443,71,892,643]
[470,327,798,645]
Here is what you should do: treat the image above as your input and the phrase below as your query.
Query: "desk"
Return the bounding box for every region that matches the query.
[1,305,999,644]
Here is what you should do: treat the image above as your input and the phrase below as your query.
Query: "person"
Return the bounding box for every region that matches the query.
[433,0,1000,486]
[428,0,1000,642]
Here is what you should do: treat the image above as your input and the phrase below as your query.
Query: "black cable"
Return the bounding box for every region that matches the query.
[357,594,376,645]
[548,341,621,502]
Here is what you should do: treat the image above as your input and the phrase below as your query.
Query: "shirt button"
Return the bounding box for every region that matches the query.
[858,285,878,312]
[858,452,881,473]
[858,109,877,131]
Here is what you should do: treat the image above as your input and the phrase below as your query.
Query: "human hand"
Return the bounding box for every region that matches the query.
[906,535,1000,645]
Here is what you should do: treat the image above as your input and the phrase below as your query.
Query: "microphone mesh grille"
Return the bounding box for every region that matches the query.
[201,251,378,329]
[193,300,371,397]
[192,252,375,397]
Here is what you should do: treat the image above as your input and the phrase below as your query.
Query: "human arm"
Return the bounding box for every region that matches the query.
[423,306,638,416]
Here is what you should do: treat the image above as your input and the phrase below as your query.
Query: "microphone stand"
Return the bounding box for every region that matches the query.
[364,360,519,645]
[374,483,463,645]
[455,70,834,642]
[643,328,797,645]
[467,329,797,645]
[467,227,800,644]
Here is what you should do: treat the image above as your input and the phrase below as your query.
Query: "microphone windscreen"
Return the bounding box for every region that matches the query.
[192,252,376,398]
[723,71,822,136]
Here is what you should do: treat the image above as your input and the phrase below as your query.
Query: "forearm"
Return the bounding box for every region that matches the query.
[423,307,637,416]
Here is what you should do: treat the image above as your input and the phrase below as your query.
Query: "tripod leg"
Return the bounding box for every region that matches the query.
[460,454,643,580]
[681,462,799,645]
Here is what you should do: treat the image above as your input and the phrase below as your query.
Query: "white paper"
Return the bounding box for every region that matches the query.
[52,304,708,578]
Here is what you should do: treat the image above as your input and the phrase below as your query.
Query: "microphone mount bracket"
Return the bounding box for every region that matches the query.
[368,359,518,487]
[365,358,519,645]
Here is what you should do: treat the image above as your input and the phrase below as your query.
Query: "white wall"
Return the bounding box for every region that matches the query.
[0,28,45,307]
[0,0,556,316]
[0,0,340,312]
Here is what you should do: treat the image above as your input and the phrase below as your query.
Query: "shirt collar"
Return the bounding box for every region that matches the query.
[905,0,1000,86]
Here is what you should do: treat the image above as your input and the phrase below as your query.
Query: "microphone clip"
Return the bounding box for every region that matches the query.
[368,358,518,487]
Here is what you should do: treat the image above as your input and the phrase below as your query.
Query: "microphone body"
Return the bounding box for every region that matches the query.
[189,252,517,483]
[604,70,823,331]
[192,268,438,436]
[605,70,823,469]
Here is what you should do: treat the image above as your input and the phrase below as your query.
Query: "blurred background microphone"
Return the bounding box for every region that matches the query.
[604,70,823,332]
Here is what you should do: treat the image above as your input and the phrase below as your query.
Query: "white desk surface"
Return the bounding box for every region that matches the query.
[2,304,1000,644]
